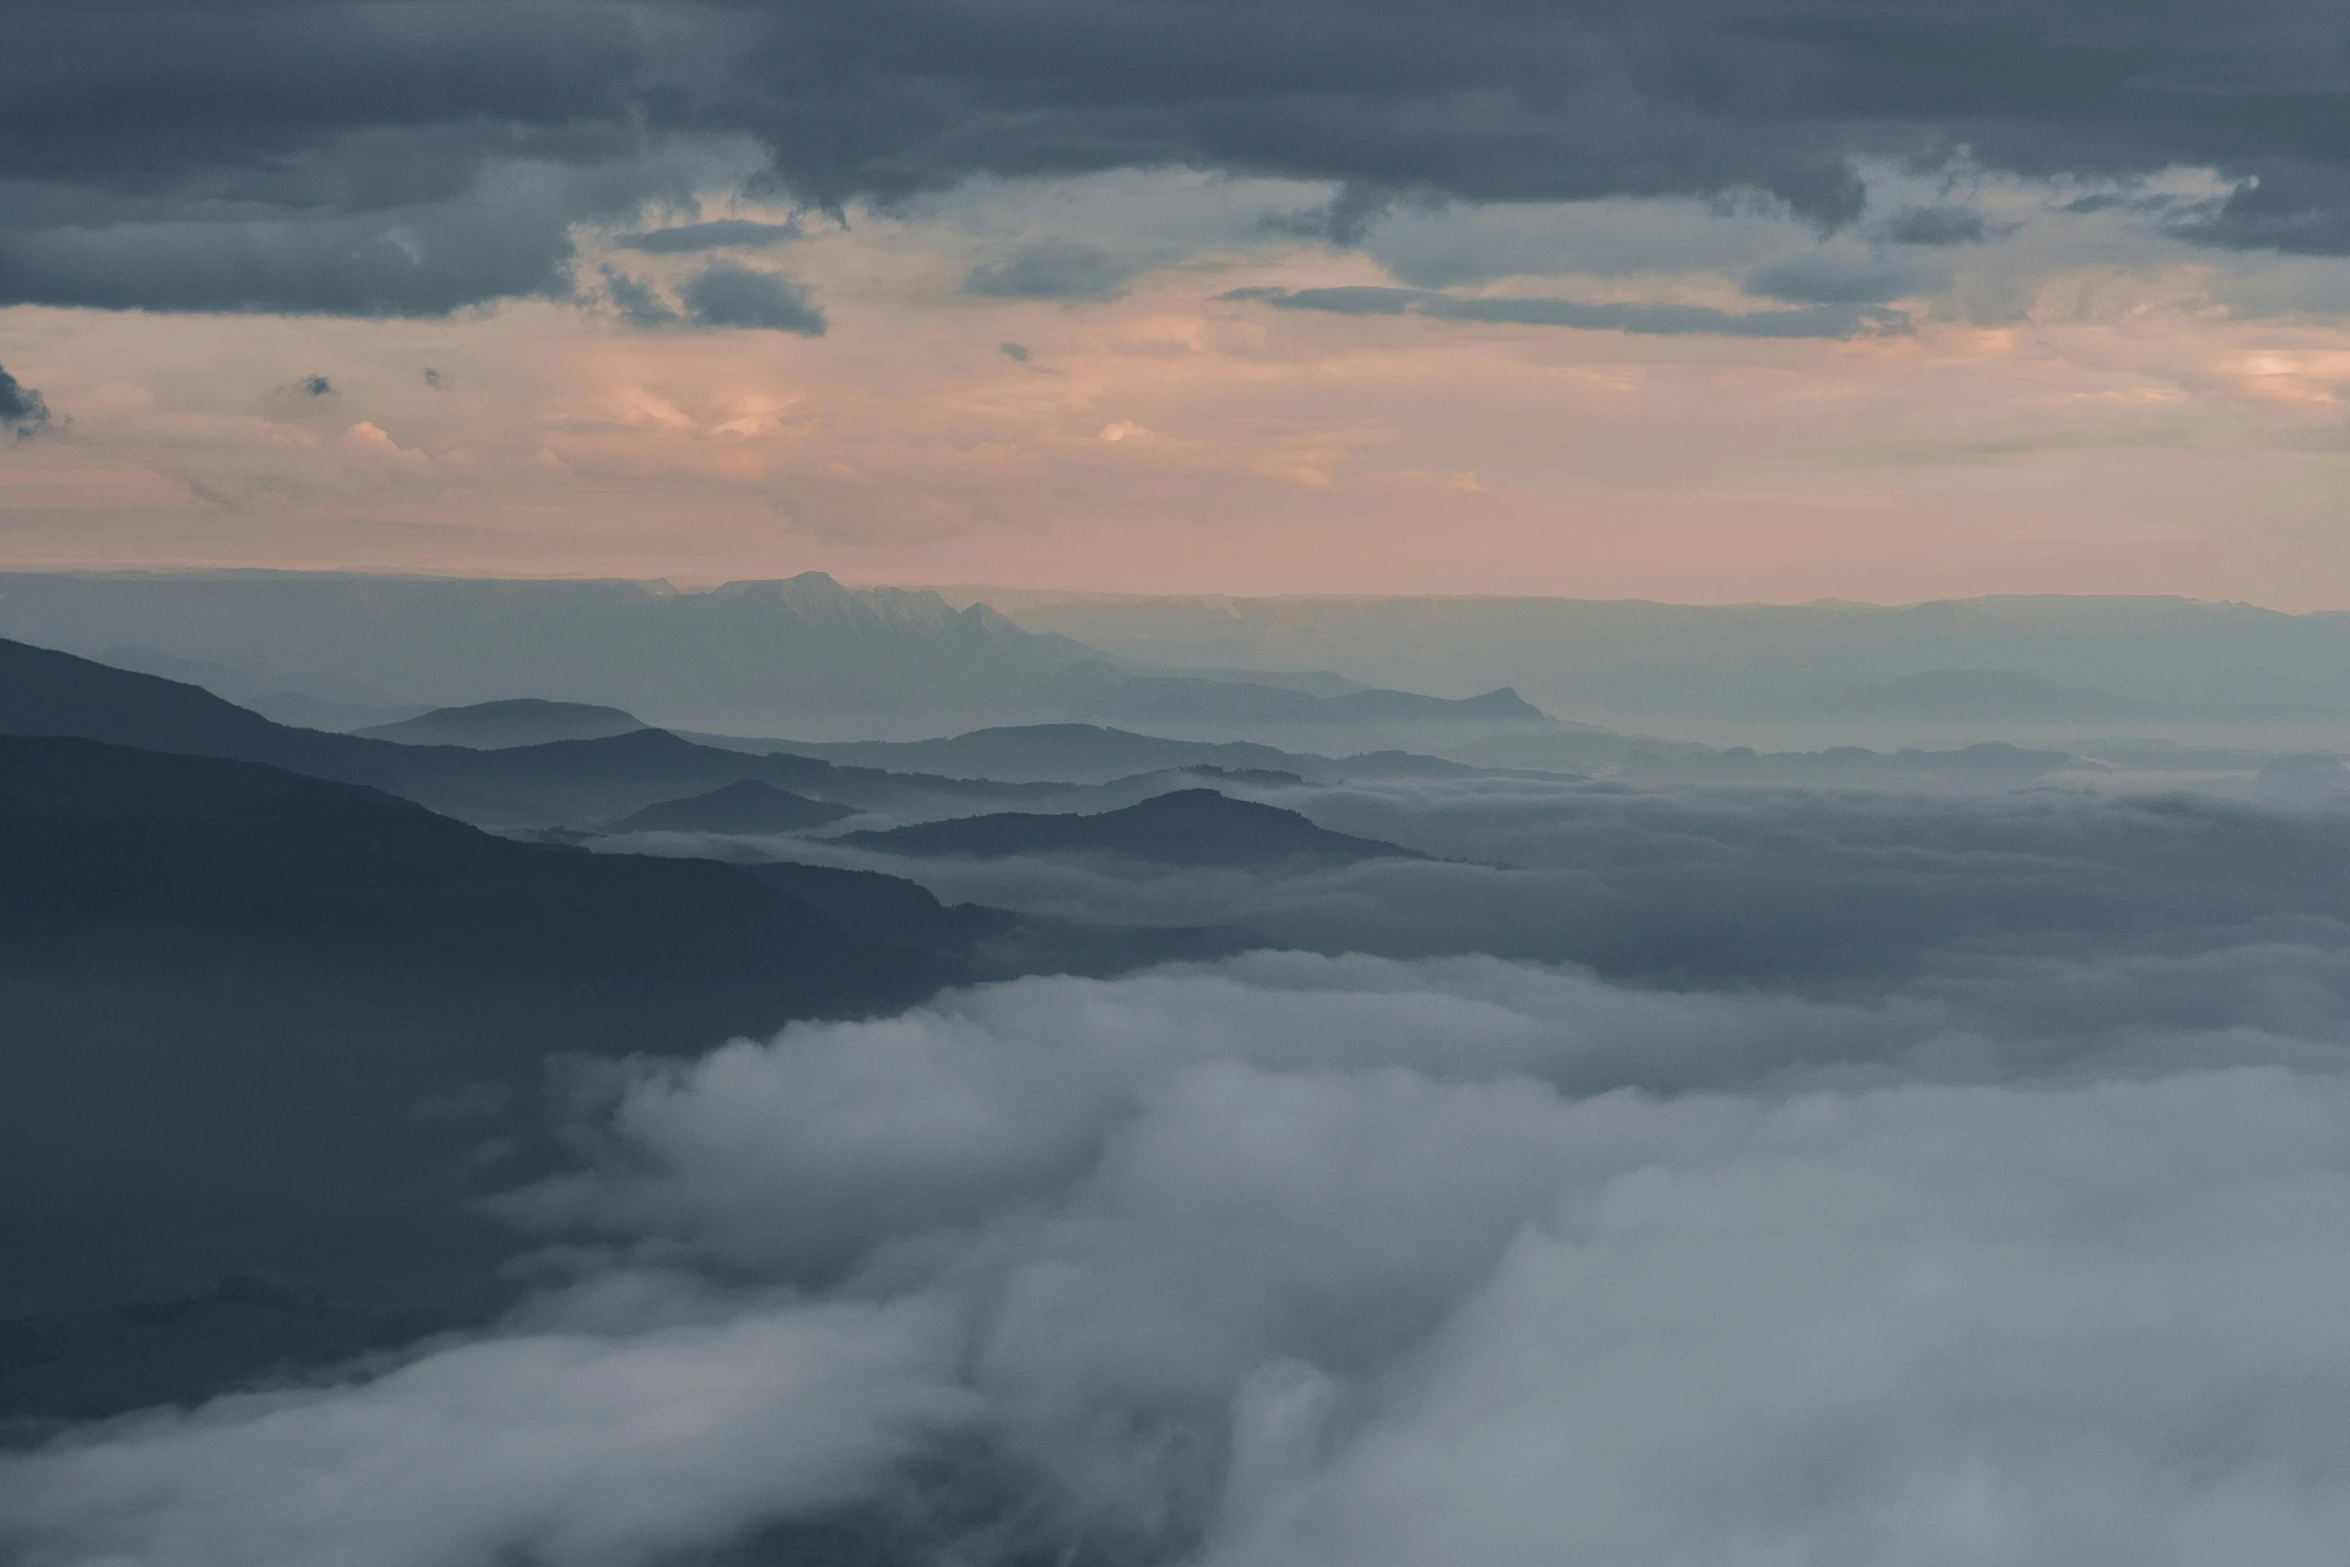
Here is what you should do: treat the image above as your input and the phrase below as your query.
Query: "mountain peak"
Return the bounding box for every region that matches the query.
[357,699,645,749]
[606,778,854,835]
[837,787,1426,867]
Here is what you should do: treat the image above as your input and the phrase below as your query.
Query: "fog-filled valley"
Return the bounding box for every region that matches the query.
[10,576,2350,1565]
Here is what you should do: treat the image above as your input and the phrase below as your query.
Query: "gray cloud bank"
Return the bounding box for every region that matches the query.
[0,361,53,439]
[1222,285,1908,338]
[16,776,2350,1562]
[676,262,827,334]
[965,240,1138,302]
[13,948,2350,1564]
[598,261,827,333]
[8,0,2350,315]
[610,217,805,254]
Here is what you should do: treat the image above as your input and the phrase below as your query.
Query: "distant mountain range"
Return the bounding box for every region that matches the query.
[838,788,1427,867]
[944,588,2350,724]
[0,637,1523,823]
[21,572,2350,743]
[745,722,1481,785]
[0,636,1059,827]
[357,699,647,748]
[0,637,2139,816]
[1789,670,2145,723]
[0,570,1556,747]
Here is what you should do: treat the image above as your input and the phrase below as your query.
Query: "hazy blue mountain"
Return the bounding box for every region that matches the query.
[1103,677,1542,727]
[957,589,2350,724]
[0,637,1060,827]
[0,571,1094,733]
[1794,670,2146,723]
[1454,729,2089,789]
[0,632,349,766]
[838,788,1427,867]
[356,699,646,748]
[739,722,1475,784]
[1058,675,1553,746]
[83,644,427,732]
[1074,765,1312,806]
[738,859,1250,979]
[0,636,2107,820]
[0,571,1547,745]
[607,779,854,834]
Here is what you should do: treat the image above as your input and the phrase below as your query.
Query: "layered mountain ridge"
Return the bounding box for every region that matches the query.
[0,570,1555,746]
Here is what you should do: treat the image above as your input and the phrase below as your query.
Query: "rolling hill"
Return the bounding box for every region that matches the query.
[607,778,855,834]
[0,636,1048,827]
[356,699,647,748]
[0,734,953,1310]
[0,570,1561,747]
[837,788,1427,867]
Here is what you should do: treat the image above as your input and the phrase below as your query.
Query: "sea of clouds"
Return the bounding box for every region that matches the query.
[13,777,2350,1564]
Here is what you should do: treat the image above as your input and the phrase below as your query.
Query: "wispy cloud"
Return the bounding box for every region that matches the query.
[1222,286,1908,339]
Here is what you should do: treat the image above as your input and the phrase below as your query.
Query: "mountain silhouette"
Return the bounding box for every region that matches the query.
[755,722,1322,782]
[1089,676,1546,728]
[738,858,1249,979]
[357,698,647,748]
[0,734,957,1310]
[0,571,1095,728]
[607,778,854,834]
[0,571,1564,740]
[0,734,1254,1316]
[838,787,1426,867]
[0,636,1055,827]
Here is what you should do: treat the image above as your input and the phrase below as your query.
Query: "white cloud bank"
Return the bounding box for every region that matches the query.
[13,954,2350,1564]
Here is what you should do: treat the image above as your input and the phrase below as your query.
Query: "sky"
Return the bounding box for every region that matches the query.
[5,0,2350,606]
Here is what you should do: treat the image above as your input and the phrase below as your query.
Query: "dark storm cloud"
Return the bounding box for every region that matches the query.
[600,264,680,327]
[961,240,1135,301]
[678,263,827,333]
[1222,285,1907,338]
[260,372,341,417]
[1742,251,1938,304]
[611,217,806,253]
[2173,165,2350,254]
[1886,204,1992,245]
[1261,182,1420,246]
[998,341,1030,362]
[0,153,611,315]
[0,362,52,440]
[7,0,2350,317]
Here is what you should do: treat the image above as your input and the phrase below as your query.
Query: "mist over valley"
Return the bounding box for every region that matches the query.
[8,580,2350,1566]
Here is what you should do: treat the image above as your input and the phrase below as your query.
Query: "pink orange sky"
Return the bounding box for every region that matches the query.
[5,168,2350,609]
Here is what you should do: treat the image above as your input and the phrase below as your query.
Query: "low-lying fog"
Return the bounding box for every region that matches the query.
[17,768,2350,1565]
[618,772,2350,988]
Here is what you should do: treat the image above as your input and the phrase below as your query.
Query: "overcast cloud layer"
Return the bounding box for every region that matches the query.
[10,0,2350,317]
[9,4,2350,600]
